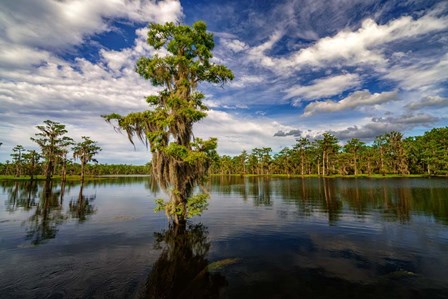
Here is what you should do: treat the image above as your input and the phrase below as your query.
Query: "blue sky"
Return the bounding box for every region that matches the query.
[0,0,447,164]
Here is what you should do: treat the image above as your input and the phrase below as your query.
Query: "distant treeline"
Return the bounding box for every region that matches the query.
[2,126,447,178]
[0,162,150,177]
[210,127,448,176]
[0,119,151,179]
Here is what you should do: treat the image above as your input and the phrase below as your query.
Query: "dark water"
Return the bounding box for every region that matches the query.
[1,177,448,298]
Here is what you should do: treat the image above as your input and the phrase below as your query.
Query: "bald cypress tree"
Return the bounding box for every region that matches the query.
[73,136,102,183]
[31,120,73,182]
[103,21,233,224]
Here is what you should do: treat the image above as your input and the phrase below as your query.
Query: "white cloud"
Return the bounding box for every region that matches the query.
[0,0,182,71]
[247,12,448,74]
[0,43,52,70]
[285,73,361,100]
[221,39,249,53]
[383,54,448,91]
[0,0,183,50]
[229,75,265,88]
[202,99,248,110]
[0,27,160,114]
[195,110,296,155]
[303,90,399,116]
[247,30,284,68]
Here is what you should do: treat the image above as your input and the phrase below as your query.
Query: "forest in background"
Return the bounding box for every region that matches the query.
[0,161,150,178]
[1,126,447,178]
[0,119,149,179]
[210,127,448,176]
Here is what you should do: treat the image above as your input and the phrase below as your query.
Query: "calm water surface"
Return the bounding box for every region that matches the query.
[1,177,447,298]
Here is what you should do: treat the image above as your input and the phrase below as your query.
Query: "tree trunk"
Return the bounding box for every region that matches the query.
[301,152,304,176]
[61,160,67,182]
[81,161,85,183]
[30,156,35,181]
[367,158,371,176]
[380,147,385,176]
[322,150,326,177]
[45,161,53,182]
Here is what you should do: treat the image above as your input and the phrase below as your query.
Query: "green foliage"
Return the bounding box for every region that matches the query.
[186,193,209,218]
[163,143,188,160]
[73,137,101,163]
[154,198,167,213]
[154,193,209,218]
[210,127,448,177]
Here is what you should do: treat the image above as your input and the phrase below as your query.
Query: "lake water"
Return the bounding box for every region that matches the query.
[1,177,447,298]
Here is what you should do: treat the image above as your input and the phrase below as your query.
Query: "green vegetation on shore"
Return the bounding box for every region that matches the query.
[0,163,151,179]
[210,127,448,177]
[209,173,434,178]
[0,174,149,181]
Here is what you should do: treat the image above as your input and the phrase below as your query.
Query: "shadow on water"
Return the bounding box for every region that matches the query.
[141,222,237,299]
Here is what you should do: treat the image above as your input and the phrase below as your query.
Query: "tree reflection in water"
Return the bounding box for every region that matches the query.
[25,182,66,245]
[142,223,237,299]
[68,183,96,222]
[1,180,98,245]
[3,180,38,212]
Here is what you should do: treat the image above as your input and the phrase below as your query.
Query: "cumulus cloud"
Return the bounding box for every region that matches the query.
[331,113,439,140]
[0,0,183,50]
[247,12,448,74]
[0,27,161,115]
[285,73,361,100]
[0,0,182,70]
[405,95,448,110]
[303,90,399,116]
[195,110,296,155]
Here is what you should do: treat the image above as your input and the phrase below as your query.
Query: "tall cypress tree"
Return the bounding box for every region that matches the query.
[103,21,233,224]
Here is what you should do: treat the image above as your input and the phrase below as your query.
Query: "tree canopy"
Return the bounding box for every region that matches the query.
[73,136,102,182]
